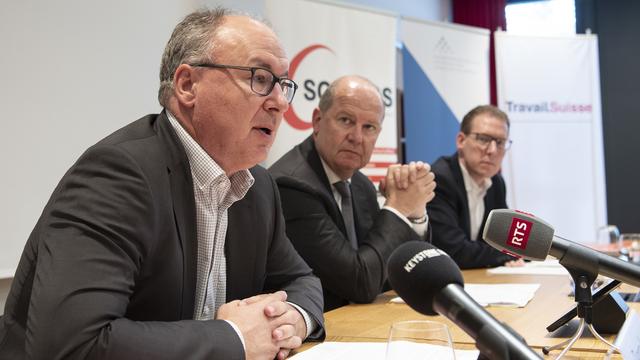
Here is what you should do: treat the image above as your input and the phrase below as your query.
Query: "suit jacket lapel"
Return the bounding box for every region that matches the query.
[479,197,491,241]
[302,137,334,197]
[156,112,198,319]
[226,175,261,301]
[479,175,501,241]
[350,173,376,245]
[451,153,472,239]
[301,137,374,244]
[301,138,345,224]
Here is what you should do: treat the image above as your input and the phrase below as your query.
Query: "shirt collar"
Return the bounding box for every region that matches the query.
[166,110,254,197]
[319,156,350,186]
[459,158,492,194]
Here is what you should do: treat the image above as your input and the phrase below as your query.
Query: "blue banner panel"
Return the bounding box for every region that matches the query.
[402,46,459,164]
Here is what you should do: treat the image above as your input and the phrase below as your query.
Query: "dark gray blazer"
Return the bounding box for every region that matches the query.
[0,112,324,360]
[269,137,426,311]
[427,153,515,269]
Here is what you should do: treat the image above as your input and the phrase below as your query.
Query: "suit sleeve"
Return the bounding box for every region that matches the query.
[427,169,514,269]
[276,177,422,304]
[260,172,325,340]
[26,145,244,360]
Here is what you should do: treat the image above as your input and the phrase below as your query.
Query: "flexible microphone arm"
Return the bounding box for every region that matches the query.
[551,235,640,288]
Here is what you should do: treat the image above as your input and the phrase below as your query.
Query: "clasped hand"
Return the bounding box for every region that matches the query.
[217,291,305,360]
[379,161,437,219]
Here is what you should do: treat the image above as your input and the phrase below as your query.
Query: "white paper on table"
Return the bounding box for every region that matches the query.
[487,259,569,276]
[289,341,479,360]
[391,283,540,307]
[464,283,540,307]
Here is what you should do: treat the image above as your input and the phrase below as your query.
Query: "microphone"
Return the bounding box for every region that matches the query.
[387,241,542,360]
[483,209,640,288]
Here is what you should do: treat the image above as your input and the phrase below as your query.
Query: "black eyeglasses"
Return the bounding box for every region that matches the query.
[190,63,298,103]
[468,132,512,151]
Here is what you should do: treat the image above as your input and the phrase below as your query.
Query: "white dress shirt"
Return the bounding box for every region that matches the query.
[459,159,492,240]
[168,112,314,350]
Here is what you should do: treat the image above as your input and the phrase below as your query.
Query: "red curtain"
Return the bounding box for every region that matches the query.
[452,0,507,106]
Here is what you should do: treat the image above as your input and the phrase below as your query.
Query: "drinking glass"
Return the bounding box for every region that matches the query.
[385,320,456,360]
[596,225,620,246]
[621,233,640,261]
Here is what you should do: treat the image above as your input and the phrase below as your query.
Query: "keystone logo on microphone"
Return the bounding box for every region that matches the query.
[507,217,533,249]
[403,248,448,272]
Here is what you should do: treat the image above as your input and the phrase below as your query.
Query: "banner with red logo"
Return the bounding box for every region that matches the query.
[264,0,398,182]
[495,32,607,244]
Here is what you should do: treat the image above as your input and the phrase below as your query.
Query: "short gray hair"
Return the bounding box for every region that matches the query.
[157,7,230,107]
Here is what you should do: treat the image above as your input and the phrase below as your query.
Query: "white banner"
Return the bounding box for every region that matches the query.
[400,17,490,164]
[495,32,607,244]
[264,0,397,182]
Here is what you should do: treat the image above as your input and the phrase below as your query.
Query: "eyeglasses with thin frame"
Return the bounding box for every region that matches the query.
[190,63,298,103]
[468,132,512,151]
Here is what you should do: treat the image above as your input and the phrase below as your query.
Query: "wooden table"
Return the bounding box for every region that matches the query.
[298,269,639,358]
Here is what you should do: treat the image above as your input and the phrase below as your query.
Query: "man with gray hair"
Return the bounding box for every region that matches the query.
[270,75,436,311]
[0,8,324,360]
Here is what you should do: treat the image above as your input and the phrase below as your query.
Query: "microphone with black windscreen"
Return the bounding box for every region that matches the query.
[483,209,640,287]
[387,241,542,360]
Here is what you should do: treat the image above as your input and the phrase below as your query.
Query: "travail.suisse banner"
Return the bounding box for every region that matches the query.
[495,31,607,243]
[264,0,397,182]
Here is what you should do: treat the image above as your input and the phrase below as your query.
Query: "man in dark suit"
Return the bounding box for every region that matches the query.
[270,76,436,311]
[428,105,524,269]
[0,8,323,360]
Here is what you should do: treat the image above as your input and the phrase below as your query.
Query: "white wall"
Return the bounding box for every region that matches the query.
[0,0,450,313]
[0,0,200,314]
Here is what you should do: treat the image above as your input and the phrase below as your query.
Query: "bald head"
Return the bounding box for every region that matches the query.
[212,15,285,67]
[318,76,385,122]
[312,75,384,179]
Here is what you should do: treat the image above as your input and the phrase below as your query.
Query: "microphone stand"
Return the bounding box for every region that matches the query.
[542,246,621,359]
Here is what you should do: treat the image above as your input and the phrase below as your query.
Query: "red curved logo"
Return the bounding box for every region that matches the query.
[285,44,334,130]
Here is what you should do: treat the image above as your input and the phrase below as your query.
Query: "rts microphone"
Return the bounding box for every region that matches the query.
[387,241,542,360]
[483,209,640,288]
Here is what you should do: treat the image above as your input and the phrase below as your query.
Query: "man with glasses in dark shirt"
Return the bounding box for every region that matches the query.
[427,105,525,269]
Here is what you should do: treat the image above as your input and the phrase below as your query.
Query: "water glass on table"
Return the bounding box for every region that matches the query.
[385,320,456,360]
[620,233,640,262]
